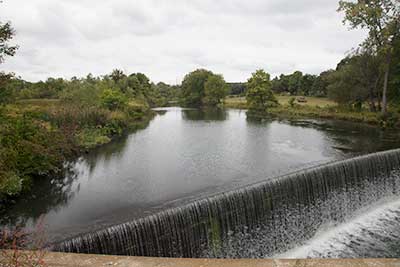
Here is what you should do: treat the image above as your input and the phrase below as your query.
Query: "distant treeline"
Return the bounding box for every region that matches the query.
[227,42,400,112]
[1,70,181,107]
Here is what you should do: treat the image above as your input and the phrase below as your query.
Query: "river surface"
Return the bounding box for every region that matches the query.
[2,107,400,244]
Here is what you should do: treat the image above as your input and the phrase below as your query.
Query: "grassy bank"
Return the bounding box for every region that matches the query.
[224,96,398,127]
[0,99,152,201]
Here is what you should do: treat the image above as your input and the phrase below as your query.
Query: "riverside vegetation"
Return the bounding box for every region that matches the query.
[1,0,399,204]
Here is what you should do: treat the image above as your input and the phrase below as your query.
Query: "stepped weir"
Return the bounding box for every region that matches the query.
[54,149,400,258]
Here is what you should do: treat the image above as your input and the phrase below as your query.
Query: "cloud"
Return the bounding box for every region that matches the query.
[0,0,367,83]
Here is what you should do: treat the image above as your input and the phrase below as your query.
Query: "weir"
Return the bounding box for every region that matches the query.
[54,149,400,258]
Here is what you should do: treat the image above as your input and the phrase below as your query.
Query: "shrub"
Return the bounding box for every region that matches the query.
[0,115,75,199]
[100,89,128,111]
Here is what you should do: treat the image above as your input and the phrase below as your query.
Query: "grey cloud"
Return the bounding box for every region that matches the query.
[0,0,367,83]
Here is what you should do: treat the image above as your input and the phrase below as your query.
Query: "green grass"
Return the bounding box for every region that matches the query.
[225,95,336,108]
[224,95,389,126]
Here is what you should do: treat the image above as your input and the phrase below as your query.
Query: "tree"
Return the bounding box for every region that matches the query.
[0,15,18,105]
[327,62,365,106]
[388,37,400,103]
[0,21,18,63]
[204,74,229,106]
[181,69,213,106]
[301,74,317,96]
[311,70,334,97]
[110,69,126,83]
[338,0,400,114]
[327,49,382,109]
[288,71,303,95]
[100,89,127,110]
[246,69,278,113]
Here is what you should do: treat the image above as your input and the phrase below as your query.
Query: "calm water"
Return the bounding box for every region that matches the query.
[2,107,400,243]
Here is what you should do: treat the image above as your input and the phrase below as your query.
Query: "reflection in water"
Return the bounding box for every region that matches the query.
[182,108,228,121]
[1,107,400,243]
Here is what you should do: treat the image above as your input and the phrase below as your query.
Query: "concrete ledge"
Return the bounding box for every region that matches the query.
[2,251,400,267]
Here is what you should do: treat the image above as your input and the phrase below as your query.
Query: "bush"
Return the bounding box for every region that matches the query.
[100,89,128,111]
[0,115,76,199]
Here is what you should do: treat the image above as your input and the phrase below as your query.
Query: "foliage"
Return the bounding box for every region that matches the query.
[228,83,246,95]
[204,74,229,106]
[0,115,76,199]
[0,21,18,63]
[246,69,278,113]
[328,49,382,110]
[181,69,214,106]
[338,0,400,114]
[100,88,128,111]
[0,72,15,105]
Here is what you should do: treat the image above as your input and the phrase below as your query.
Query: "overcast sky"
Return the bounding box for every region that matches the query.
[0,0,367,84]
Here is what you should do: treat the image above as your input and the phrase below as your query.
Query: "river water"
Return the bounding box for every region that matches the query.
[2,107,400,250]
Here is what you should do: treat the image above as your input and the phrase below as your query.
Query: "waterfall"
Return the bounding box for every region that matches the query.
[53,149,400,258]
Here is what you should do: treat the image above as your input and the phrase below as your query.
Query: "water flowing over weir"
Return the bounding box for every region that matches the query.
[53,149,400,258]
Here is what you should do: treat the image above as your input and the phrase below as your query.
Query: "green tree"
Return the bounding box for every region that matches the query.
[311,70,334,97]
[100,89,127,110]
[327,49,382,110]
[0,21,18,63]
[301,74,317,96]
[204,74,229,106]
[0,15,18,105]
[181,69,213,106]
[288,71,303,95]
[246,69,278,113]
[110,69,126,83]
[338,0,400,114]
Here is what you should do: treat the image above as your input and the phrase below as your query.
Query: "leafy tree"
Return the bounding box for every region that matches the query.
[204,74,229,106]
[301,74,317,96]
[0,72,14,105]
[110,69,126,83]
[181,69,213,106]
[338,0,400,114]
[327,62,365,106]
[311,70,334,97]
[228,83,246,95]
[388,37,400,103]
[288,71,303,95]
[0,14,18,105]
[246,69,278,113]
[0,21,18,63]
[327,49,382,110]
[100,89,127,110]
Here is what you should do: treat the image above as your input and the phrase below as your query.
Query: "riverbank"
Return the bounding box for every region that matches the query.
[0,99,154,203]
[224,96,399,128]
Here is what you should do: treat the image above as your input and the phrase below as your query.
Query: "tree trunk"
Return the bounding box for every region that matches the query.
[381,53,392,115]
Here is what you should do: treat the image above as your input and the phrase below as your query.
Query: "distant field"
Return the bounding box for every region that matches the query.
[225,95,336,108]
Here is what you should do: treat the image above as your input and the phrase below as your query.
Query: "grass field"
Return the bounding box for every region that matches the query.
[225,95,336,108]
[224,95,388,126]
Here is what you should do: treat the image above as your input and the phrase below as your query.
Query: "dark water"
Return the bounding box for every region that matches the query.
[2,107,400,254]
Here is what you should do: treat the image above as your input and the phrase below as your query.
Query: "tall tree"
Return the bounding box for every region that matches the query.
[246,69,278,113]
[181,69,213,107]
[338,0,400,114]
[0,10,18,105]
[204,74,229,106]
[0,22,18,63]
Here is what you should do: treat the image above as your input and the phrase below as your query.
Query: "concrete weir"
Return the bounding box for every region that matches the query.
[2,252,400,267]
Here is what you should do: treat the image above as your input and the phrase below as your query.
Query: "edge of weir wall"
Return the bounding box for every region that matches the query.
[2,251,400,267]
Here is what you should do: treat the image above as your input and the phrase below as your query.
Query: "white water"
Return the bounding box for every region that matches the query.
[279,197,400,258]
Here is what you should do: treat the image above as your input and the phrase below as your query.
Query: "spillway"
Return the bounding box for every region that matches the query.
[53,149,400,258]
